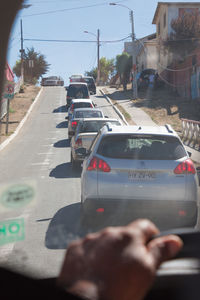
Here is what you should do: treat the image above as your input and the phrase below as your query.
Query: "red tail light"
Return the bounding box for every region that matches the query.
[87,157,98,171]
[87,156,111,172]
[71,121,77,128]
[174,159,196,174]
[75,138,82,147]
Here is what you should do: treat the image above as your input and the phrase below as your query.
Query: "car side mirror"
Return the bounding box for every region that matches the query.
[75,147,87,157]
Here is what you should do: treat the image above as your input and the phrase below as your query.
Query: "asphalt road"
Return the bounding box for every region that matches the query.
[0,86,199,279]
[0,87,121,278]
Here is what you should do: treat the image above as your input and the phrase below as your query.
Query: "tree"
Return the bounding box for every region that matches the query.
[164,11,200,58]
[85,57,115,84]
[116,52,132,90]
[13,47,50,84]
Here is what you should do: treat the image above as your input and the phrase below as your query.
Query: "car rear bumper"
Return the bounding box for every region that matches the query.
[82,199,198,228]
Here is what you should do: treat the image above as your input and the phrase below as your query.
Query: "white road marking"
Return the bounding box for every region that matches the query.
[37,153,54,155]
[31,162,50,166]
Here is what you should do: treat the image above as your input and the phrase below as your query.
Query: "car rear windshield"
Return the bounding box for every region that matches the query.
[83,78,94,84]
[97,135,187,160]
[74,103,92,109]
[79,121,120,133]
[75,110,102,118]
[68,85,88,97]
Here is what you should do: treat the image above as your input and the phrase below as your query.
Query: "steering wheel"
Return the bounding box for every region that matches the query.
[145,229,200,300]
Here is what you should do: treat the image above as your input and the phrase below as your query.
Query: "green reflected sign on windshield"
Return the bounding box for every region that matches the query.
[0,184,35,209]
[0,218,25,246]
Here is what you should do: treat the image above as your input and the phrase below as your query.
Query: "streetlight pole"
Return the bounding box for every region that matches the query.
[97,29,100,86]
[109,3,137,99]
[84,29,100,86]
[20,19,24,85]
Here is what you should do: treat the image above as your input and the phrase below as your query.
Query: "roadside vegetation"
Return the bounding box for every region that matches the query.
[107,84,200,133]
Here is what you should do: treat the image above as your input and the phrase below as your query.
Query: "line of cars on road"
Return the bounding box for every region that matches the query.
[65,78,199,230]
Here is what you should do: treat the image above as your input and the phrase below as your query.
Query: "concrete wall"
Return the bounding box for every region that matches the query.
[137,41,158,72]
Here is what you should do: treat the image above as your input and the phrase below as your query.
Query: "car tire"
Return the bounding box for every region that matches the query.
[71,152,79,170]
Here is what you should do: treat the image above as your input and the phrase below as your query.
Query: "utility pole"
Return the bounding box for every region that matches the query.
[130,10,137,99]
[97,29,100,86]
[20,19,24,84]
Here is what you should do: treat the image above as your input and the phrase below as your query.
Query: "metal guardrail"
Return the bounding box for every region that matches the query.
[181,118,200,150]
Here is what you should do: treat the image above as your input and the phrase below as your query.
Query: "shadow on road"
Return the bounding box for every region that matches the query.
[56,121,68,128]
[45,203,141,249]
[49,162,81,178]
[53,105,67,113]
[45,203,85,249]
[54,139,70,148]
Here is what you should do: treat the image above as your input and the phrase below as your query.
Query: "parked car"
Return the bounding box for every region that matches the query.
[41,76,64,86]
[82,76,96,94]
[68,99,95,120]
[81,123,198,228]
[70,118,122,169]
[68,108,105,139]
[137,69,156,90]
[66,82,90,108]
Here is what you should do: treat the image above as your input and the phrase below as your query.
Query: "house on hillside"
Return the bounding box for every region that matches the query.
[152,2,200,99]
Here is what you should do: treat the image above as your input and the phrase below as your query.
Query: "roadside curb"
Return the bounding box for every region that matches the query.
[99,89,128,125]
[0,87,43,152]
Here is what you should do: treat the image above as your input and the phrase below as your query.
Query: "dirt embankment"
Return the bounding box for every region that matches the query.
[0,85,40,144]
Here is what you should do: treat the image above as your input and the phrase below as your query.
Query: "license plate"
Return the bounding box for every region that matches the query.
[128,171,156,180]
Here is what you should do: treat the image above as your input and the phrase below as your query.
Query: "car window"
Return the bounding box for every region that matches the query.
[97,135,187,160]
[74,103,92,109]
[68,85,89,97]
[75,111,102,118]
[79,120,120,133]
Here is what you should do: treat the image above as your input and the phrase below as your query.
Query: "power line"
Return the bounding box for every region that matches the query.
[22,0,127,17]
[23,35,130,43]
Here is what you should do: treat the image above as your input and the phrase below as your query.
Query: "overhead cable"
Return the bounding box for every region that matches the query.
[23,35,131,43]
[22,0,128,17]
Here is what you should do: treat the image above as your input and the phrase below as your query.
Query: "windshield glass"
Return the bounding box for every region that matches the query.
[0,0,199,280]
[97,135,187,159]
[79,120,120,133]
[68,85,88,97]
[75,110,103,118]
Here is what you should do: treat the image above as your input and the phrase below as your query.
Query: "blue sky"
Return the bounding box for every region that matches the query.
[7,0,196,85]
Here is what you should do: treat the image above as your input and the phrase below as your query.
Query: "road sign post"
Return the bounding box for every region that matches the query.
[3,81,15,134]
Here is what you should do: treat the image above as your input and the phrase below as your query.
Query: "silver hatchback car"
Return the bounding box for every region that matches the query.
[81,124,198,229]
